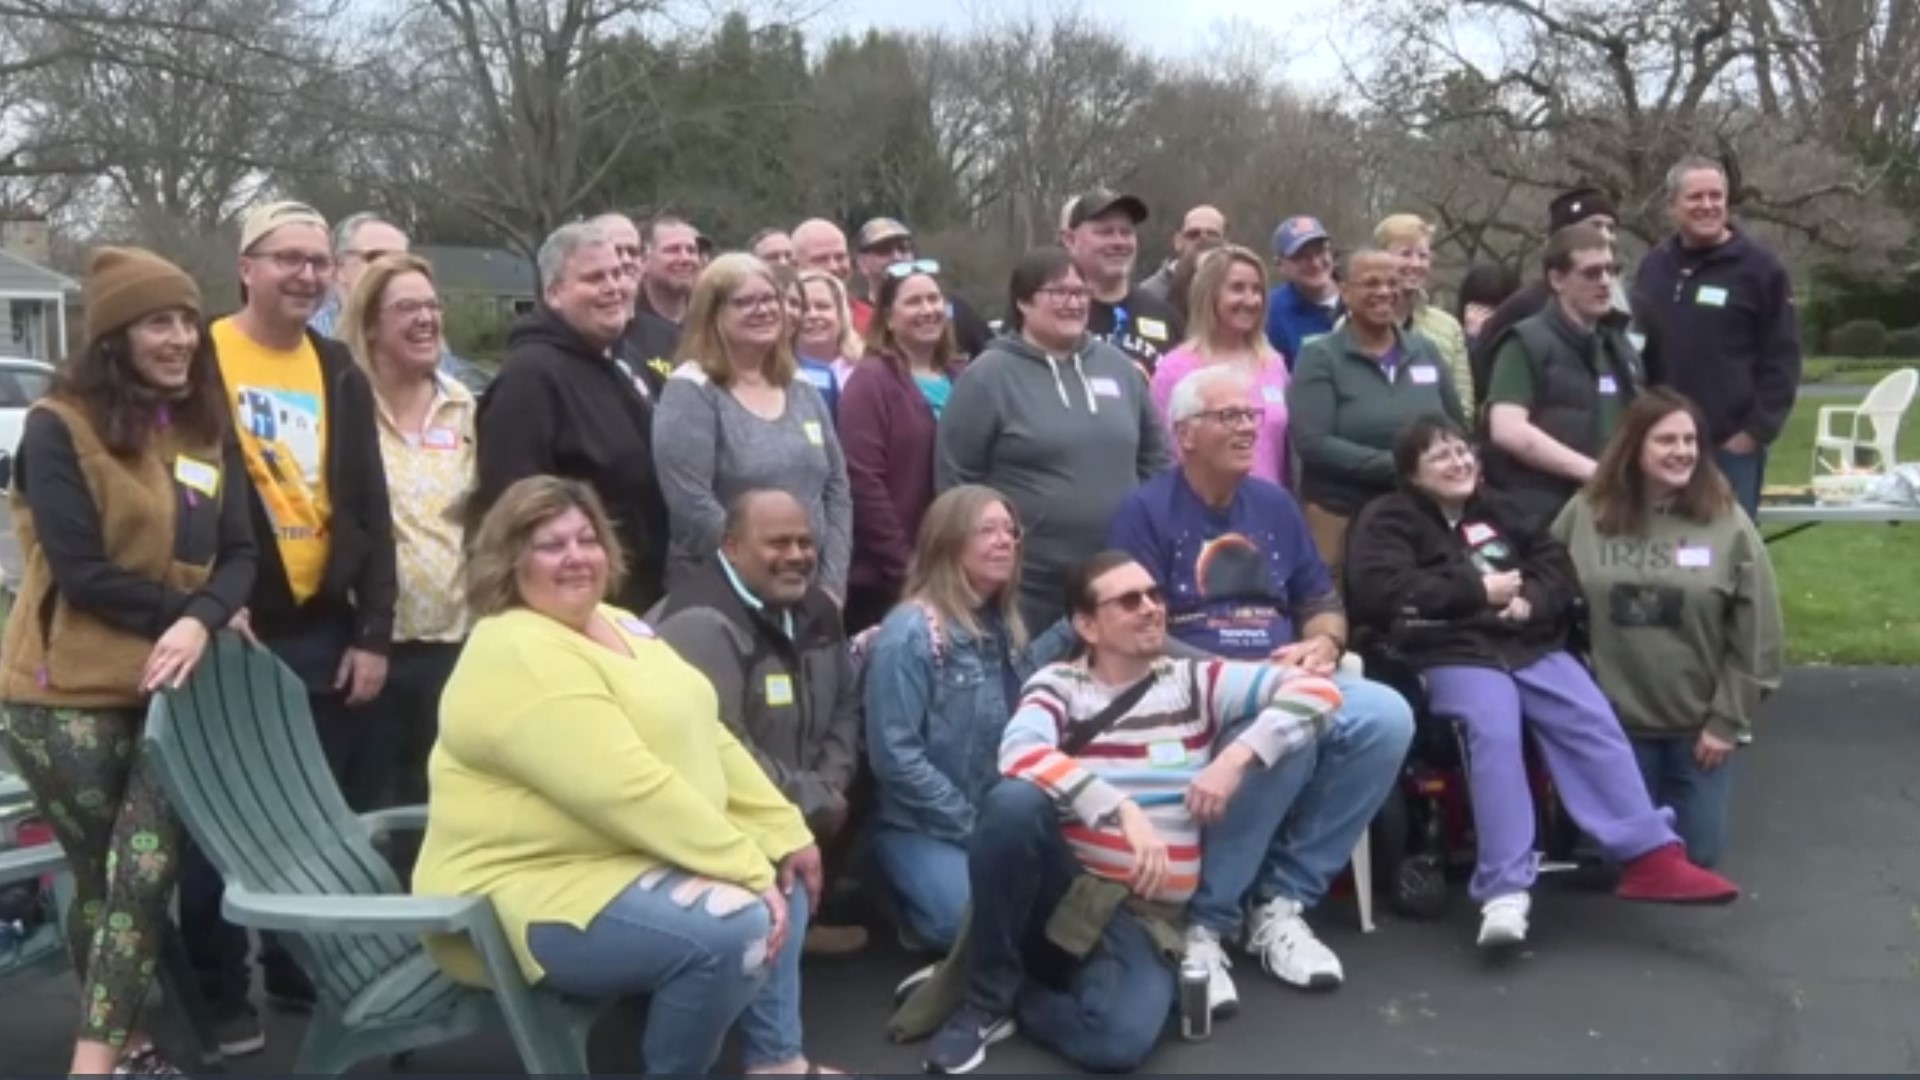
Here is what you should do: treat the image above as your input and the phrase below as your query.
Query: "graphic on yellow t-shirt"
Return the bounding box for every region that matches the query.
[212,319,331,603]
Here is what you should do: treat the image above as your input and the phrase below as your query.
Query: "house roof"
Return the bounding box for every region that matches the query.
[414,245,537,297]
[0,249,79,297]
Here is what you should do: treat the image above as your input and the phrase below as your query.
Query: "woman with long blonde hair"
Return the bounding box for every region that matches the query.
[1150,244,1294,486]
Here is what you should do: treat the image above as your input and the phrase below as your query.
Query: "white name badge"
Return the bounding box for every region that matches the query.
[1409,365,1439,385]
[1696,285,1729,308]
[1262,385,1285,404]
[802,420,824,446]
[422,426,459,450]
[1137,317,1168,341]
[1676,545,1713,569]
[1147,741,1187,768]
[617,615,655,638]
[1089,376,1123,398]
[1597,375,1619,395]
[1462,522,1497,546]
[174,457,220,498]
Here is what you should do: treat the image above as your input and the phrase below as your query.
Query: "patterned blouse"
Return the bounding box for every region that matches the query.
[377,373,476,643]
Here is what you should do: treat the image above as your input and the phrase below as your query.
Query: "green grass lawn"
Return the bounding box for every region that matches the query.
[1765,386,1920,664]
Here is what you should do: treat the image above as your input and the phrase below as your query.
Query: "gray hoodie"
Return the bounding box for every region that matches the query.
[936,332,1170,628]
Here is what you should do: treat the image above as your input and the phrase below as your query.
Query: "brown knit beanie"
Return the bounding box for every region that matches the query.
[83,247,203,347]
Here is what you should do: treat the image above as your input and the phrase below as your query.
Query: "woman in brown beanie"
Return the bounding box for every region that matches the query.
[0,246,257,1076]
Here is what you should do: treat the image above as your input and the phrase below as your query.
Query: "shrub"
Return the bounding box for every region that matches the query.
[1886,327,1920,360]
[1829,319,1890,359]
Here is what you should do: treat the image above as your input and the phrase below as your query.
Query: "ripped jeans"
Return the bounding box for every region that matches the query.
[527,867,809,1075]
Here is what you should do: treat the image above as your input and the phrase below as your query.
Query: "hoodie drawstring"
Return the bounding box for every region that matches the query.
[1072,353,1099,415]
[1042,352,1102,414]
[1044,355,1072,409]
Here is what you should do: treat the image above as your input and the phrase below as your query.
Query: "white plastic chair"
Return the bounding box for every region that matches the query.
[1814,368,1917,477]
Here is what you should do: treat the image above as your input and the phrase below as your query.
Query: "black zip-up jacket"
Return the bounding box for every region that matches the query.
[1469,279,1632,407]
[1630,226,1801,445]
[226,330,396,653]
[474,305,669,611]
[1345,484,1580,671]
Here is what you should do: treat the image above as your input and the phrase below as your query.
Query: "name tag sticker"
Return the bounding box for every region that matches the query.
[1261,385,1285,404]
[617,615,655,638]
[174,457,220,498]
[1676,545,1713,569]
[1089,376,1123,398]
[1696,285,1729,307]
[802,421,824,446]
[1462,522,1497,546]
[422,426,459,450]
[1147,741,1187,768]
[1597,374,1619,395]
[765,673,795,706]
[1409,365,1439,385]
[1137,317,1168,341]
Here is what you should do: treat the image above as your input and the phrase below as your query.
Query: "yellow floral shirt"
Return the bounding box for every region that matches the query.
[377,373,475,642]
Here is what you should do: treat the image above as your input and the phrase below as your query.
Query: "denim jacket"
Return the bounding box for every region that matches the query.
[863,603,1074,842]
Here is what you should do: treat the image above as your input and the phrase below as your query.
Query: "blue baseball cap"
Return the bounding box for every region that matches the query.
[1272,215,1332,258]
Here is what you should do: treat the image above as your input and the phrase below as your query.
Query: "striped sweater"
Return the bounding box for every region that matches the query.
[999,657,1343,903]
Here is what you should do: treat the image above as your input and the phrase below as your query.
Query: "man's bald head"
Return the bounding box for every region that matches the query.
[792,218,851,282]
[1175,205,1227,258]
[722,489,816,605]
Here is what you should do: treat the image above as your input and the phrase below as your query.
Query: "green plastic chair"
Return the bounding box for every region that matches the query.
[141,631,603,1075]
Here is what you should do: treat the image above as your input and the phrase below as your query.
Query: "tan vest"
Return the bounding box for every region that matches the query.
[0,397,221,708]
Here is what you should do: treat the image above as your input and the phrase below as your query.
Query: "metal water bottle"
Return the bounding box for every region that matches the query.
[1178,955,1211,1041]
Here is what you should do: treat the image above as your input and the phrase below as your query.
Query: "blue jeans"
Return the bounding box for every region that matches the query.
[1715,445,1766,519]
[1188,673,1414,936]
[964,780,1174,1073]
[528,869,810,1074]
[871,826,968,951]
[1632,736,1738,868]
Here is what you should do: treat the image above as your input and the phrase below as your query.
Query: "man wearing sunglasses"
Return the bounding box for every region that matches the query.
[1106,363,1414,1004]
[1138,204,1227,305]
[853,217,993,359]
[1481,222,1646,533]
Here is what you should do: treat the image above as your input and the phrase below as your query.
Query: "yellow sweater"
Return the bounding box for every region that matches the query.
[412,605,814,985]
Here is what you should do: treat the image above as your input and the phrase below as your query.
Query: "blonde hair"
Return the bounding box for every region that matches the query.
[1372,213,1434,251]
[1182,245,1278,364]
[903,485,1028,648]
[338,253,438,383]
[673,252,798,387]
[464,476,628,618]
[794,270,863,360]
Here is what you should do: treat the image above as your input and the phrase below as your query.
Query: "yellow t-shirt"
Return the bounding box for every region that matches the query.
[211,319,331,604]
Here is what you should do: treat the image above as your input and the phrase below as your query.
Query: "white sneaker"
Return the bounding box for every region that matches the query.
[1244,897,1343,989]
[1477,893,1531,949]
[1184,926,1240,1018]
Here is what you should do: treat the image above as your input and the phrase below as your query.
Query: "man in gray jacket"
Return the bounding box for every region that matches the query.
[653,488,868,955]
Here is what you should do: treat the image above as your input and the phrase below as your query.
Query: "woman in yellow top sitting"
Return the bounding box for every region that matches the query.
[413,476,844,1076]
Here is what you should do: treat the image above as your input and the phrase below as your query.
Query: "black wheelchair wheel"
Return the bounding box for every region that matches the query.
[1392,853,1450,919]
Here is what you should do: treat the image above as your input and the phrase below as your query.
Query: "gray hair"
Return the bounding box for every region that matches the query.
[332,211,394,256]
[537,221,613,288]
[1664,155,1727,202]
[1167,364,1255,425]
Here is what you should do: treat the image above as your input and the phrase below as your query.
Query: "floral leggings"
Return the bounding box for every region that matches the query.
[1,702,178,1048]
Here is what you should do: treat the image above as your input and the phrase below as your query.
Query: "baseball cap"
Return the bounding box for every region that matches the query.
[856,217,913,251]
[1271,215,1331,258]
[1062,189,1149,230]
[239,200,329,254]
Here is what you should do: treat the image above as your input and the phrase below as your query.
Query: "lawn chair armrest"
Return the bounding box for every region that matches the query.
[0,842,64,886]
[222,884,486,936]
[360,805,429,837]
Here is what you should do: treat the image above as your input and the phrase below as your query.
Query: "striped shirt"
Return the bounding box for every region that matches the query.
[998,658,1342,903]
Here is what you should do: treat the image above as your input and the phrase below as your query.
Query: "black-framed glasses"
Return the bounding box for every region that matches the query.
[885,258,941,279]
[1194,406,1265,428]
[252,250,335,276]
[1097,585,1164,614]
[728,291,783,313]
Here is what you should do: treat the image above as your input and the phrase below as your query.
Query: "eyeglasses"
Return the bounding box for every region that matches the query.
[1036,285,1091,305]
[1096,585,1164,614]
[1573,261,1625,282]
[384,298,444,317]
[885,258,940,279]
[728,292,782,313]
[1418,443,1476,468]
[1193,406,1265,428]
[252,250,335,276]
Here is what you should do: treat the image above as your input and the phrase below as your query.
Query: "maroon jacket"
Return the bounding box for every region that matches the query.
[839,354,946,595]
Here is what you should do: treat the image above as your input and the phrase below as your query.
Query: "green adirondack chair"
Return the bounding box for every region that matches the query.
[141,631,603,1075]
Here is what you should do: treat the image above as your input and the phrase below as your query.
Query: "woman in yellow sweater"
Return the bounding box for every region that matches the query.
[413,476,844,1076]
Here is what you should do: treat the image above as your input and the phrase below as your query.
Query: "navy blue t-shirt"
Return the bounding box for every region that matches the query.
[1107,469,1337,660]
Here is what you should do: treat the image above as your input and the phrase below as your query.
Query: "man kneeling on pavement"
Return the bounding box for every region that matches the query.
[909,550,1404,1074]
[655,488,870,955]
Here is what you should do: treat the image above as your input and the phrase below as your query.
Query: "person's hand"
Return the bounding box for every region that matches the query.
[1498,595,1533,623]
[1694,729,1736,771]
[758,883,791,962]
[1482,570,1523,608]
[779,844,825,911]
[1185,744,1253,825]
[1722,432,1758,455]
[1463,302,1494,339]
[228,606,260,648]
[1270,635,1339,676]
[141,618,211,693]
[334,647,389,707]
[1115,801,1169,898]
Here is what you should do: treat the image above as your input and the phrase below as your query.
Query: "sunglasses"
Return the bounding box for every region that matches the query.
[1096,585,1164,614]
[1573,261,1625,282]
[885,258,941,279]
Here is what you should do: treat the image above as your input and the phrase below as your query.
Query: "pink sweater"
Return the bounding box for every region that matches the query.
[1150,347,1292,488]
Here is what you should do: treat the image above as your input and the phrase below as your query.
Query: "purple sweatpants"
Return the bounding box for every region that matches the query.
[1424,651,1677,901]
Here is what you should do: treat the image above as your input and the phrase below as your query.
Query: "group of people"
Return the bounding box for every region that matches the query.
[0,148,1790,1078]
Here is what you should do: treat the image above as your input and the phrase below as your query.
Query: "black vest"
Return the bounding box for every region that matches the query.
[1480,306,1643,531]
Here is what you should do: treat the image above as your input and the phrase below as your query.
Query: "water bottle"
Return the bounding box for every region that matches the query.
[1178,955,1211,1041]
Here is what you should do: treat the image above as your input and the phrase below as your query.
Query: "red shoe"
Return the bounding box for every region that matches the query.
[1616,842,1739,905]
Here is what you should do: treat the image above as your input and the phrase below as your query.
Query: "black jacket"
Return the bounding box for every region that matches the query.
[474,305,668,611]
[1344,485,1580,671]
[227,330,396,653]
[1469,280,1632,407]
[1630,226,1801,445]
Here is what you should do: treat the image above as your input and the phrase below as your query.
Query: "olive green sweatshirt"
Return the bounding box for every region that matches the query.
[1550,496,1784,742]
